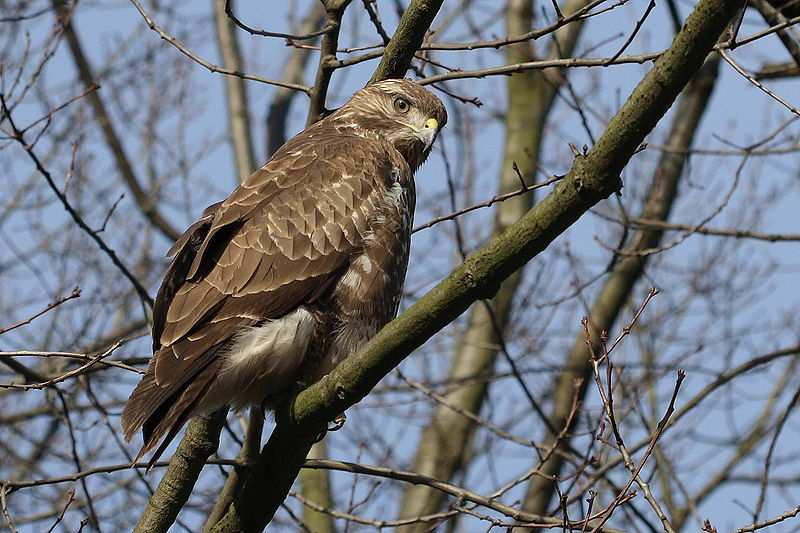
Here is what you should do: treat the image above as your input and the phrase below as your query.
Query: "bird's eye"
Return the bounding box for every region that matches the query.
[393,97,411,114]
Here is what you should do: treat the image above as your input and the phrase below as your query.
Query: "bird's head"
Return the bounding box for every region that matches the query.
[332,78,447,170]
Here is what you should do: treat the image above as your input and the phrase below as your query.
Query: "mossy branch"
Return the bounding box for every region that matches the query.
[133,411,226,533]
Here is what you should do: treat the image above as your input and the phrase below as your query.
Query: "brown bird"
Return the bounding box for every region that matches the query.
[121,79,447,466]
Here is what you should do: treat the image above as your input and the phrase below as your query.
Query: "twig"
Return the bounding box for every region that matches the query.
[127,0,310,93]
[566,343,800,506]
[753,383,800,520]
[412,174,563,233]
[396,369,539,448]
[0,341,123,390]
[361,0,391,44]
[302,459,626,531]
[289,490,459,528]
[581,289,684,533]
[751,0,800,69]
[417,16,800,85]
[223,0,331,41]
[52,0,182,242]
[0,350,142,374]
[734,505,800,533]
[594,213,800,242]
[46,488,76,533]
[0,287,80,335]
[4,459,242,492]
[0,485,17,533]
[720,48,800,117]
[604,0,657,65]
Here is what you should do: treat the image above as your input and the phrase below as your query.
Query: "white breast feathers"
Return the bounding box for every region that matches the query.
[200,307,316,411]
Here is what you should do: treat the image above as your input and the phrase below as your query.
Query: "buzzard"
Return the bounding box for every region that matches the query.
[121,79,447,465]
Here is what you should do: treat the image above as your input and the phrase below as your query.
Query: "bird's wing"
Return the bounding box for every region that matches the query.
[122,132,410,459]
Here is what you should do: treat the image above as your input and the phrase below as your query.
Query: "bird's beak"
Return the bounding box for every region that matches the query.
[417,117,439,150]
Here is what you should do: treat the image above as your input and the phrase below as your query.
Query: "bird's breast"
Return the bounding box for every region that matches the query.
[326,181,414,368]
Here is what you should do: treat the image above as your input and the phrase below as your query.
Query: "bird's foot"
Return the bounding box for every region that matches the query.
[328,412,346,432]
[312,413,347,443]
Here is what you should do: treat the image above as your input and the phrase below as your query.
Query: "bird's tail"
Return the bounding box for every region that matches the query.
[122,355,222,470]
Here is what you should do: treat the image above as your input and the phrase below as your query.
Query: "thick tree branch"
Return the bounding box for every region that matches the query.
[207,0,743,528]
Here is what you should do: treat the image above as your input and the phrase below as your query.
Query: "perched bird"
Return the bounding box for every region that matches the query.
[121,79,447,466]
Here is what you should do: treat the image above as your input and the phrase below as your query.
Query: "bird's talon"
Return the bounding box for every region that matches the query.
[328,413,346,432]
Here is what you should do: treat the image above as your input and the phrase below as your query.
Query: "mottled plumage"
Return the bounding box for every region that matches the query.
[121,79,447,465]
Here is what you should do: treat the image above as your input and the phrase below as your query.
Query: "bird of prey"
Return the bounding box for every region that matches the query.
[121,79,447,466]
